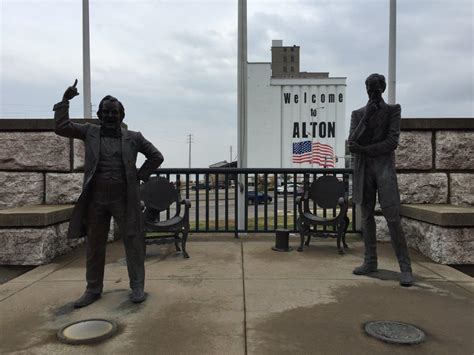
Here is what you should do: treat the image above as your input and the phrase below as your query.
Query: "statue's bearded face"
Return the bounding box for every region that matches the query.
[99,100,121,130]
[366,80,384,102]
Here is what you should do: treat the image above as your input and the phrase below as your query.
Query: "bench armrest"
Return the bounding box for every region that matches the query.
[181,199,191,221]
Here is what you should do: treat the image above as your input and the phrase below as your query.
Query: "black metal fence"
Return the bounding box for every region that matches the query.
[151,168,359,237]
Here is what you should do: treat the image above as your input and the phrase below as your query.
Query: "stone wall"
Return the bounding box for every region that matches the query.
[0,119,94,209]
[0,119,122,263]
[0,222,83,265]
[0,172,44,209]
[396,119,474,207]
[2,118,472,210]
[375,118,474,264]
[45,173,83,204]
[1,118,473,261]
[0,218,118,265]
[375,216,474,264]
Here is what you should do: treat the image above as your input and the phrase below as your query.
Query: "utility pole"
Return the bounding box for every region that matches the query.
[237,0,248,236]
[187,134,194,168]
[230,146,233,162]
[388,0,397,104]
[82,0,92,118]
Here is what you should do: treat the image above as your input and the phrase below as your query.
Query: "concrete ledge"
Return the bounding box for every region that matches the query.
[0,119,99,131]
[401,118,474,130]
[0,119,128,131]
[400,204,474,227]
[0,205,74,227]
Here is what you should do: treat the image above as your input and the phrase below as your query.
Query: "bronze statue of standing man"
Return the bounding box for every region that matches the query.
[348,73,413,287]
[53,80,164,307]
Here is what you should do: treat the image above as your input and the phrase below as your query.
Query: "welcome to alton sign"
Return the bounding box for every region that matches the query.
[247,63,346,168]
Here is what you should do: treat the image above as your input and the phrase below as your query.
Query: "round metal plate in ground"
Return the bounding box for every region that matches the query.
[364,321,426,345]
[57,319,118,345]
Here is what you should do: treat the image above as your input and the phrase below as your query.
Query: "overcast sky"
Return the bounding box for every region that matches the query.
[1,0,473,167]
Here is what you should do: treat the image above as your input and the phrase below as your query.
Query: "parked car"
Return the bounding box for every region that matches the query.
[247,191,273,205]
[191,183,210,191]
[277,183,304,195]
[216,181,228,189]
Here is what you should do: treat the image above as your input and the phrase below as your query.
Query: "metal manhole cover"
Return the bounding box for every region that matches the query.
[57,319,118,345]
[364,321,426,345]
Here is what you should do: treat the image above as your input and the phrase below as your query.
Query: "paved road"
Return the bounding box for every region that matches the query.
[160,193,351,224]
[165,191,298,221]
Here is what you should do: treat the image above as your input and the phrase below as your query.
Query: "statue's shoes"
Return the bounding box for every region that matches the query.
[353,263,378,275]
[130,288,147,303]
[400,271,414,287]
[73,291,101,308]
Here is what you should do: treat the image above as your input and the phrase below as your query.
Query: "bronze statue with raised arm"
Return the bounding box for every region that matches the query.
[53,80,164,307]
[348,73,413,287]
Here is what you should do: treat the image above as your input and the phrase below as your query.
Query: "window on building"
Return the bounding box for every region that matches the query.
[291,47,294,52]
[283,48,287,52]
[291,55,294,62]
[283,56,287,62]
[283,66,287,72]
[290,66,294,72]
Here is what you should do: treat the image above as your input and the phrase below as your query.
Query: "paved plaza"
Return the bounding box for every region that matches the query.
[0,236,473,354]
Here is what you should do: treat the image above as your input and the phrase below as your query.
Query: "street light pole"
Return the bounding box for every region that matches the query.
[237,0,248,236]
[82,0,92,118]
[187,134,193,168]
[388,0,397,104]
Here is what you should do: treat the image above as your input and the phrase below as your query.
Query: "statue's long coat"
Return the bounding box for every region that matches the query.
[348,101,402,208]
[53,101,164,239]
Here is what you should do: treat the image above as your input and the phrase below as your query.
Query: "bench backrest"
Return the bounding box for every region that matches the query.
[308,175,345,209]
[141,176,181,213]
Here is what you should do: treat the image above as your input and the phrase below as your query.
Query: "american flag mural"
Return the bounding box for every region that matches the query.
[292,140,335,167]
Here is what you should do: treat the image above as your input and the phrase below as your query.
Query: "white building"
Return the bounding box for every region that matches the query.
[247,40,347,168]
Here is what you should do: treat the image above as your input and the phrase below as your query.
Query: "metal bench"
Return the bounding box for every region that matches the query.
[296,175,350,254]
[141,177,191,258]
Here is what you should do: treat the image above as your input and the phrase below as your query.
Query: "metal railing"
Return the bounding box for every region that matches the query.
[151,168,359,237]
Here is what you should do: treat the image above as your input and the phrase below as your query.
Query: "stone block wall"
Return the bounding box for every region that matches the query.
[396,131,432,170]
[375,119,474,264]
[375,216,474,264]
[0,120,123,265]
[450,174,474,206]
[0,222,83,265]
[0,132,70,171]
[0,119,94,209]
[398,173,448,204]
[45,173,83,204]
[0,120,122,263]
[395,119,474,207]
[0,172,44,209]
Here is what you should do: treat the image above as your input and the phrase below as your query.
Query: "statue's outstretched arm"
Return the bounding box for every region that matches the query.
[53,79,88,140]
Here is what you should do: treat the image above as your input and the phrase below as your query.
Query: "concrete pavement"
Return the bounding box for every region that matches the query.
[0,236,473,354]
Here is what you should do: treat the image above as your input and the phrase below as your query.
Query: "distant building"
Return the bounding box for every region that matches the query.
[271,42,300,77]
[209,160,237,168]
[208,160,237,188]
[247,40,347,168]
